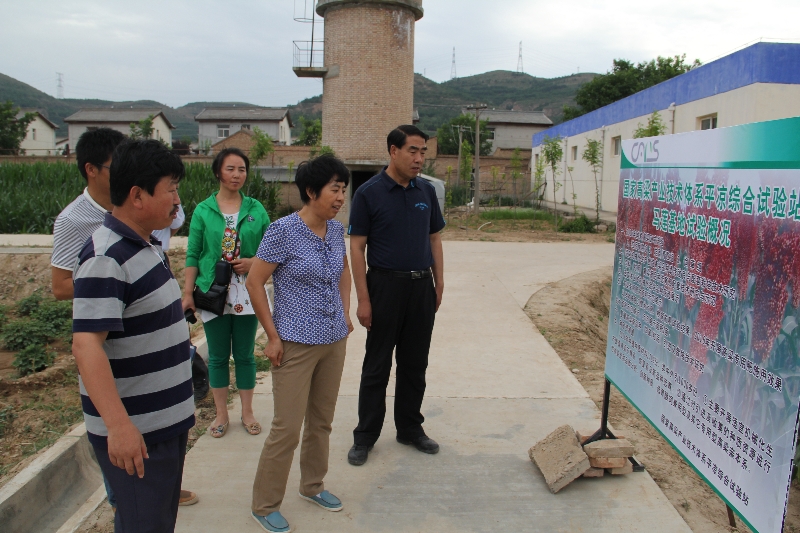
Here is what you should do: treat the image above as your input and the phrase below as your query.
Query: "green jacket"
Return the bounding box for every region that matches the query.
[186,192,270,292]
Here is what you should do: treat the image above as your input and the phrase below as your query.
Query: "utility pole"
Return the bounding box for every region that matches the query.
[450,47,457,80]
[56,72,64,99]
[452,124,469,188]
[464,104,487,214]
[517,42,523,73]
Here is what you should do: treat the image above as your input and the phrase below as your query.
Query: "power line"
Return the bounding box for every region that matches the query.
[517,41,523,73]
[450,47,457,80]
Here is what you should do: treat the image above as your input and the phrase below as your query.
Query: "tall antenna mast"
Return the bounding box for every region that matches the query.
[56,72,64,99]
[517,42,523,73]
[450,47,457,80]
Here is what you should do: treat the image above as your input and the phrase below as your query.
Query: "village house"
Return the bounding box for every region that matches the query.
[63,108,175,150]
[16,109,58,155]
[195,107,292,148]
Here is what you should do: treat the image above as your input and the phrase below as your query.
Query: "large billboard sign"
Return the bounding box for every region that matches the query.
[605,117,800,533]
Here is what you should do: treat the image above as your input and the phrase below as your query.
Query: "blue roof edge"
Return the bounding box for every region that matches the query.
[532,42,800,147]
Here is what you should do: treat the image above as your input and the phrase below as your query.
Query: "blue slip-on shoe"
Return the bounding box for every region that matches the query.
[299,490,343,512]
[251,511,291,532]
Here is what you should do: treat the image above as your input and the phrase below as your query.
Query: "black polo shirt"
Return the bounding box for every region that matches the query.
[349,168,446,271]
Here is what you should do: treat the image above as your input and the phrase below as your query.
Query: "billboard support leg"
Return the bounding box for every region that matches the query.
[726,505,736,528]
[584,378,646,472]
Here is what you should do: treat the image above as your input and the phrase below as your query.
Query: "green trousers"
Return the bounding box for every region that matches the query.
[203,314,259,390]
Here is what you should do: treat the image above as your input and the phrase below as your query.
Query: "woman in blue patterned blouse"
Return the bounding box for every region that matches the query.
[246,154,353,532]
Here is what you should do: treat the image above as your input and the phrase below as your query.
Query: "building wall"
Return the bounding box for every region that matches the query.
[198,119,289,147]
[321,3,417,162]
[19,115,57,155]
[530,82,800,214]
[67,115,173,148]
[491,124,548,150]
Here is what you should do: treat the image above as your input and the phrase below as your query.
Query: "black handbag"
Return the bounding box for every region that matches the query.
[192,260,233,316]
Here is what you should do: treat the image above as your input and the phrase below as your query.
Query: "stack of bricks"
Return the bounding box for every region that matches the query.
[576,429,635,478]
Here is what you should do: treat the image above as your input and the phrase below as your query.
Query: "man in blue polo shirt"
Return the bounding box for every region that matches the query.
[72,140,195,532]
[347,124,446,466]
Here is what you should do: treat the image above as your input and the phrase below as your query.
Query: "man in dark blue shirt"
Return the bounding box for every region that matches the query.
[347,125,446,466]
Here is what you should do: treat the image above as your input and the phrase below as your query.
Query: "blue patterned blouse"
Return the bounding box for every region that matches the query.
[256,212,349,345]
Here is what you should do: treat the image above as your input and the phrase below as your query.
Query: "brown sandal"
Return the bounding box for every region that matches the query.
[209,421,229,438]
[242,418,262,435]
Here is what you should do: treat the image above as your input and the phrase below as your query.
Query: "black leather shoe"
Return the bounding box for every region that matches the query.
[348,444,372,466]
[396,435,440,454]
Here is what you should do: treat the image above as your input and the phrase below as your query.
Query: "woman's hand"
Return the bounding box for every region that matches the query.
[345,315,354,335]
[181,293,195,313]
[231,257,254,275]
[264,337,284,367]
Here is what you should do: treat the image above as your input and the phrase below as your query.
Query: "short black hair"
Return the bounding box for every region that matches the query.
[387,124,429,154]
[211,148,250,180]
[109,140,185,207]
[295,155,351,204]
[75,128,127,180]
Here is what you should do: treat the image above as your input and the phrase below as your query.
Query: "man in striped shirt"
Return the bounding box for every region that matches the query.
[72,140,195,532]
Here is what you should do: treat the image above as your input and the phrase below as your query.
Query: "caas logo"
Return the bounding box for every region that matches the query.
[630,140,660,163]
[415,202,429,211]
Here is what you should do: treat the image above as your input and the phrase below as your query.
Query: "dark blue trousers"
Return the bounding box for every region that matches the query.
[92,431,188,533]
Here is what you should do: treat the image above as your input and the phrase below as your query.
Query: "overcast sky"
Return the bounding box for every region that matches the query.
[1,0,798,108]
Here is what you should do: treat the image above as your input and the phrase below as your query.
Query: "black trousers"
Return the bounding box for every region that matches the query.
[92,431,188,533]
[353,269,436,446]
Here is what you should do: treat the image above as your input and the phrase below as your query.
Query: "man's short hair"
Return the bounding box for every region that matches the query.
[75,128,127,180]
[387,125,429,154]
[211,147,250,180]
[295,155,351,204]
[109,140,185,207]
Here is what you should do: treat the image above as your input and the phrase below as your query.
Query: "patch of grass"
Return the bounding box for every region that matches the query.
[559,213,595,233]
[255,355,271,373]
[0,405,15,437]
[480,209,556,221]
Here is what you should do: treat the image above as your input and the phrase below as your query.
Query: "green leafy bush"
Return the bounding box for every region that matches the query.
[1,319,50,351]
[13,344,56,376]
[32,299,73,342]
[16,291,43,316]
[559,213,595,233]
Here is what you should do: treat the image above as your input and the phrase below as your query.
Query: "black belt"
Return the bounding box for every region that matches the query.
[369,266,431,279]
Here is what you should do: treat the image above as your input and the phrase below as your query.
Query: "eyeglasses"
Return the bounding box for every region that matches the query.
[99,165,111,171]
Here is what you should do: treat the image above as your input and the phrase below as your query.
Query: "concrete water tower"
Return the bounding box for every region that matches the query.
[293,0,423,214]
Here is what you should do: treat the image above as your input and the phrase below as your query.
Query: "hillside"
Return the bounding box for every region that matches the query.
[1,69,595,142]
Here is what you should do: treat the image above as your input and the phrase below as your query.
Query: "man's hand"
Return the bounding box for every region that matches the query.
[435,282,444,312]
[231,257,254,275]
[181,293,195,313]
[265,337,284,367]
[356,299,372,330]
[107,421,149,478]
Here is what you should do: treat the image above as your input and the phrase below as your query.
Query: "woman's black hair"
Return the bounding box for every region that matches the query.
[109,140,184,207]
[295,155,351,204]
[211,147,250,180]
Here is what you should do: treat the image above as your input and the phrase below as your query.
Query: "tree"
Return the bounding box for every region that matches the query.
[295,117,321,146]
[0,101,35,155]
[563,55,700,120]
[531,154,546,209]
[582,138,603,223]
[541,135,563,230]
[633,110,667,138]
[129,115,155,140]
[509,148,523,208]
[436,114,492,156]
[249,127,275,166]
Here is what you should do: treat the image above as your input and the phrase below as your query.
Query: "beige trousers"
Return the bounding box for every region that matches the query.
[251,338,347,514]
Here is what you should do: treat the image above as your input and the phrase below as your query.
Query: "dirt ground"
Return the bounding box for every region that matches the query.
[525,268,800,533]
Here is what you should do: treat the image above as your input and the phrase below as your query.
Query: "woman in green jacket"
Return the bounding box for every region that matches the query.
[183,147,270,438]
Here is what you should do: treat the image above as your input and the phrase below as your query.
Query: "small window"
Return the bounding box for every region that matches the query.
[612,136,621,156]
[571,145,578,161]
[241,124,251,131]
[485,128,495,140]
[32,128,37,141]
[217,125,230,138]
[700,115,718,130]
[534,153,539,166]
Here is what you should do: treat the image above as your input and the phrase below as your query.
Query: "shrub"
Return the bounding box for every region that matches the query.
[13,344,56,376]
[559,213,595,233]
[16,291,42,316]
[255,355,271,373]
[0,405,14,437]
[1,319,50,351]
[32,299,73,342]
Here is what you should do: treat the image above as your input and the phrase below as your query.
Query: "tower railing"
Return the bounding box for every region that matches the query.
[292,40,327,78]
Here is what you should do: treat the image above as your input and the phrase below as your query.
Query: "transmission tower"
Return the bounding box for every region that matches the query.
[56,72,64,99]
[450,47,457,80]
[517,42,523,73]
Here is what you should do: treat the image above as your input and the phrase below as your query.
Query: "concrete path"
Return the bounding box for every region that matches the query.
[174,241,689,533]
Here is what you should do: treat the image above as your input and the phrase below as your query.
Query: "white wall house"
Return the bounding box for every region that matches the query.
[16,109,58,155]
[531,42,800,214]
[473,109,552,151]
[195,107,293,148]
[64,108,175,150]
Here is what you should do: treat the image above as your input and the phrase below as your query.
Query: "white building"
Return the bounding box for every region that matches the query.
[531,42,800,214]
[16,109,58,155]
[195,107,292,148]
[64,108,175,149]
[474,109,552,151]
